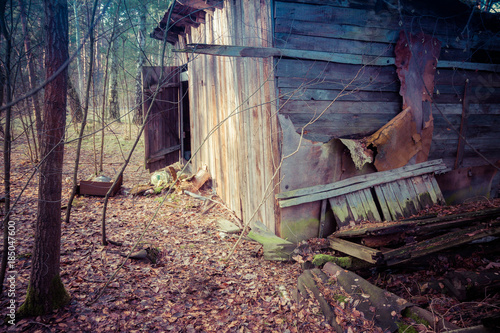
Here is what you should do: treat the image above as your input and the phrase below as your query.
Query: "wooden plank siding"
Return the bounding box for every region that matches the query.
[170,1,281,233]
[274,0,500,190]
[158,0,500,242]
[272,0,500,241]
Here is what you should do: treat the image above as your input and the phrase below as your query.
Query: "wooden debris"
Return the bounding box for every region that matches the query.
[323,262,409,332]
[247,221,295,261]
[277,160,446,228]
[327,208,500,266]
[296,269,343,333]
[189,165,210,192]
[334,207,500,238]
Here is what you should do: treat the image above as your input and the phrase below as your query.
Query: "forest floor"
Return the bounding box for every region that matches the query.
[1,121,500,332]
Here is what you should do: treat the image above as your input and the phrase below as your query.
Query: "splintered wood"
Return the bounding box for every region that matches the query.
[277,159,447,229]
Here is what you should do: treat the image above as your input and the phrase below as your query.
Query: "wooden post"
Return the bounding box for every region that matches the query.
[454,82,470,169]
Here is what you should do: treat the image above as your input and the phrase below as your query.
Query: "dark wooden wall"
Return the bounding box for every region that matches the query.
[275,0,500,240]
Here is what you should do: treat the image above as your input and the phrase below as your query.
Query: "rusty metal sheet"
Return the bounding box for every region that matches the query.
[365,32,441,171]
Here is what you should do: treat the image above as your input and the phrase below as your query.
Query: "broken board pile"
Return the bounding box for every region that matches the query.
[277,159,500,265]
[277,159,448,227]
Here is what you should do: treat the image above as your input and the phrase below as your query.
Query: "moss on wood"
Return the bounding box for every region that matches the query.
[17,275,70,319]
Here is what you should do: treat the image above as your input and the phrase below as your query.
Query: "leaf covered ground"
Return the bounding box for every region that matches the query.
[1,122,499,332]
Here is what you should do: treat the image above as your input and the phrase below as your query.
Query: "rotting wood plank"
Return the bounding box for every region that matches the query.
[373,185,392,221]
[277,160,445,199]
[329,237,382,264]
[429,175,446,204]
[392,180,418,216]
[403,178,423,212]
[377,182,405,221]
[278,163,447,208]
[420,174,440,205]
[345,192,364,222]
[318,199,328,238]
[333,207,500,238]
[329,196,354,230]
[382,221,500,266]
[410,176,434,209]
[360,188,381,222]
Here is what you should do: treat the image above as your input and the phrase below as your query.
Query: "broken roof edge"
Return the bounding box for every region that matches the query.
[150,0,223,44]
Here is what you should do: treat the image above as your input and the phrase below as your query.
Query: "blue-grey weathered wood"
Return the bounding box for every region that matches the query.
[277,160,445,200]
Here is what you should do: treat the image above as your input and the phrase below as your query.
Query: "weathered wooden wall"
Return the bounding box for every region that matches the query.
[171,1,281,233]
[275,0,500,240]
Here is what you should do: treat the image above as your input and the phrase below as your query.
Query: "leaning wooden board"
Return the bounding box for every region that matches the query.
[277,160,447,228]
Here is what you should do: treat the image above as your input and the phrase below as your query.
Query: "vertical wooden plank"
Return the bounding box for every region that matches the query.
[318,199,328,238]
[410,175,434,208]
[392,180,418,216]
[403,177,423,211]
[329,196,354,229]
[379,182,404,220]
[455,82,470,169]
[360,188,382,221]
[421,173,439,204]
[428,174,446,205]
[373,185,392,221]
[345,192,365,221]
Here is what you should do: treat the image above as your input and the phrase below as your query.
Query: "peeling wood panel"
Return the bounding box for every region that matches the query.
[329,196,353,229]
[376,182,404,220]
[175,1,278,232]
[373,185,392,221]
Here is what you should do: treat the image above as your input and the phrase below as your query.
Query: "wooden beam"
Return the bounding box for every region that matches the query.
[173,44,500,72]
[278,161,447,208]
[333,207,500,238]
[383,221,500,266]
[175,44,395,66]
[277,160,445,200]
[328,237,382,264]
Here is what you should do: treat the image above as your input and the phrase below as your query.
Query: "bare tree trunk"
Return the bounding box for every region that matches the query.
[108,35,121,121]
[67,76,83,123]
[0,0,12,296]
[72,0,83,95]
[20,0,42,158]
[65,0,98,224]
[132,3,146,125]
[18,0,70,317]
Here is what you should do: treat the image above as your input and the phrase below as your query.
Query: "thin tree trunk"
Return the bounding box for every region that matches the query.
[0,0,12,296]
[132,3,146,125]
[65,0,98,224]
[67,76,83,123]
[20,0,42,158]
[108,1,122,121]
[18,0,70,317]
[72,0,83,95]
[108,36,120,121]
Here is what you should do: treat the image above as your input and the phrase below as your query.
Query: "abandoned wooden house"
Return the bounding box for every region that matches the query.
[145,0,500,247]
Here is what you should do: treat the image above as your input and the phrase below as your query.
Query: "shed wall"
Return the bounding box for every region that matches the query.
[171,1,281,233]
[275,0,500,241]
